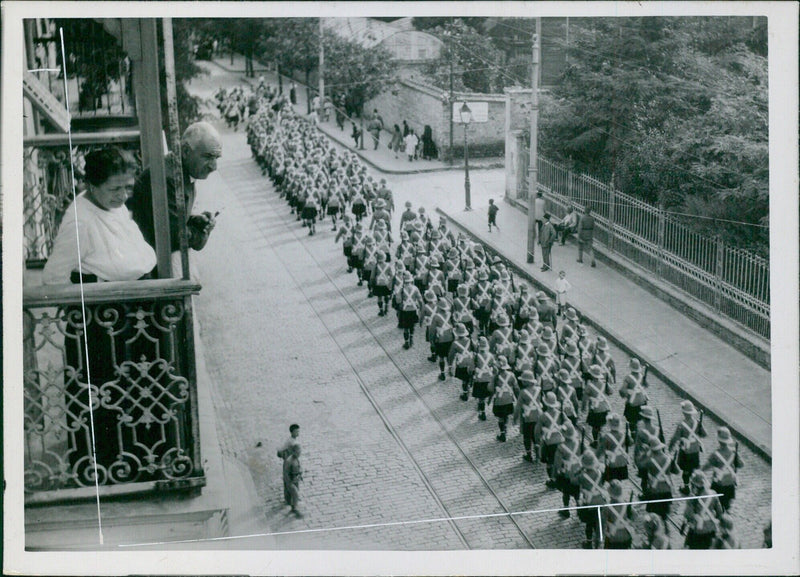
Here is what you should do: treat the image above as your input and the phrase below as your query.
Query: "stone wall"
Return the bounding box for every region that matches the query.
[504,88,534,199]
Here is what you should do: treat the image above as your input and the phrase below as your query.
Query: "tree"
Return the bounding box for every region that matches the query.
[539,17,768,251]
[422,19,506,94]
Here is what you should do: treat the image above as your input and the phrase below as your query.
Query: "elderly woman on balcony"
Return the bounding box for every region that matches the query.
[42,146,156,285]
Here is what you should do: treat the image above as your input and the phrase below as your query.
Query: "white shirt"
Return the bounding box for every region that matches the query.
[43,194,157,284]
[404,133,418,152]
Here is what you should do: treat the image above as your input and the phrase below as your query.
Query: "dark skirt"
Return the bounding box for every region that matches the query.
[587,410,608,429]
[435,340,453,358]
[578,505,601,527]
[352,203,366,216]
[327,205,339,216]
[605,536,633,550]
[645,489,672,518]
[373,284,391,297]
[493,402,514,419]
[686,530,715,550]
[398,309,418,329]
[455,366,473,382]
[556,475,579,497]
[677,450,701,473]
[624,403,643,425]
[447,278,459,293]
[604,464,629,481]
[301,206,317,220]
[711,481,735,510]
[472,380,491,399]
[343,244,353,257]
[541,442,558,465]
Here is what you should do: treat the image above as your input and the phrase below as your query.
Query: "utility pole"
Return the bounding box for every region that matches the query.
[449,38,454,163]
[526,17,541,264]
[318,18,324,119]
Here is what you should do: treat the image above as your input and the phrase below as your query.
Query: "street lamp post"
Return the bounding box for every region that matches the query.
[460,102,472,211]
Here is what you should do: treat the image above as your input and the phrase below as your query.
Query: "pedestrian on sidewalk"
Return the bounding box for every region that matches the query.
[404,129,419,162]
[577,205,597,267]
[283,443,304,517]
[389,124,404,159]
[487,199,499,232]
[289,82,297,105]
[351,123,362,147]
[555,270,572,317]
[368,109,384,150]
[277,423,300,459]
[335,94,346,130]
[540,213,557,272]
[534,191,545,236]
[555,206,579,245]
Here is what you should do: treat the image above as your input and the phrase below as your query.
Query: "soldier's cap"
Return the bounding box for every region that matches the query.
[541,326,554,340]
[405,200,412,208]
[493,255,503,265]
[690,469,708,487]
[376,251,386,260]
[518,329,530,341]
[419,206,426,213]
[448,248,459,259]
[540,376,555,391]
[400,230,409,240]
[717,427,734,445]
[564,342,579,357]
[536,343,550,356]
[413,221,424,231]
[428,256,440,267]
[464,258,475,268]
[648,437,666,451]
[639,406,656,420]
[565,308,579,321]
[430,228,441,238]
[437,298,450,309]
[720,514,734,531]
[478,336,489,347]
[518,360,533,374]
[643,513,663,534]
[403,271,413,282]
[554,368,570,383]
[608,479,624,500]
[424,290,437,302]
[629,358,642,373]
[596,336,609,351]
[543,391,559,408]
[496,355,510,369]
[454,323,469,337]
[519,369,536,384]
[365,236,375,243]
[581,451,599,468]
[588,365,603,380]
[478,270,489,280]
[681,400,698,416]
[457,284,469,296]
[578,324,588,335]
[496,315,510,327]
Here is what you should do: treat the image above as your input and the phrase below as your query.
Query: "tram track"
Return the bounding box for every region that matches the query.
[237,165,538,550]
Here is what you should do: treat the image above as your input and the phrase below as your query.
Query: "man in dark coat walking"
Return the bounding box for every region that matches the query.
[540,213,557,272]
[577,205,597,267]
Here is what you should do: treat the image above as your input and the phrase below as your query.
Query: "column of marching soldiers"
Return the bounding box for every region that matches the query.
[241,86,747,550]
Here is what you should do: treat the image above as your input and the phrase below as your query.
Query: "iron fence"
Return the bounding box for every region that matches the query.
[23,280,204,503]
[519,153,769,340]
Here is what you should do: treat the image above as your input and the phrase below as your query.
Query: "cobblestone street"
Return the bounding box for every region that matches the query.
[190,84,771,548]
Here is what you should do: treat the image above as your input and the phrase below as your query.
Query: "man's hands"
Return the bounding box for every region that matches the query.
[187,210,218,251]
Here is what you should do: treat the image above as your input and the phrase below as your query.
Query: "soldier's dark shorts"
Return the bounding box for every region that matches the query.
[398,309,418,329]
[604,464,629,481]
[435,340,453,358]
[541,442,558,465]
[472,380,491,400]
[644,490,672,518]
[587,410,608,430]
[327,205,339,216]
[455,366,473,382]
[686,530,715,550]
[678,450,700,472]
[493,402,514,419]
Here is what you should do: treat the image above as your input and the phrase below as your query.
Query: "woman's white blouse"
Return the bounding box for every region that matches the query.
[42,193,157,284]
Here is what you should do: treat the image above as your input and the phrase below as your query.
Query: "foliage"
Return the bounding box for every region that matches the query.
[539,17,768,251]
[160,19,203,132]
[421,19,507,94]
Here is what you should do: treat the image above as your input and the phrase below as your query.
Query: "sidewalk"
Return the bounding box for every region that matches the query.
[209,56,504,175]
[436,204,772,460]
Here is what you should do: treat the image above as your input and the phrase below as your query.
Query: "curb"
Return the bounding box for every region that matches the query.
[437,206,772,463]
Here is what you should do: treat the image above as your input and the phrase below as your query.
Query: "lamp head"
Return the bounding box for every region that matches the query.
[460,102,472,124]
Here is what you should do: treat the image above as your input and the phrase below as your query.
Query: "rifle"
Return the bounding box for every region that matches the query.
[625,422,630,453]
[626,490,635,520]
[580,425,586,454]
[642,363,650,387]
[698,410,707,438]
[560,397,565,425]
[656,409,666,443]
[734,441,740,472]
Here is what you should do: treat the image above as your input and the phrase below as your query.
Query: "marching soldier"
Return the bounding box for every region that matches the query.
[599,413,630,481]
[681,470,723,549]
[559,307,581,349]
[713,514,740,549]
[335,215,355,272]
[535,342,559,385]
[539,325,558,357]
[427,255,446,298]
[560,340,584,399]
[633,406,660,494]
[669,400,707,495]
[361,236,379,297]
[593,336,616,391]
[413,240,430,294]
[642,513,671,549]
[619,358,649,432]
[471,269,493,336]
[449,323,475,399]
[643,437,675,521]
[603,480,635,549]
[577,450,607,549]
[512,329,537,377]
[472,337,495,421]
[490,355,519,442]
[584,365,611,443]
[429,298,455,381]
[536,291,558,332]
[702,426,743,512]
[553,419,582,517]
[513,369,540,462]
[489,312,514,360]
[554,369,579,427]
[421,289,438,355]
[452,284,475,336]
[370,251,393,317]
[536,390,565,488]
[444,247,463,296]
[398,271,422,349]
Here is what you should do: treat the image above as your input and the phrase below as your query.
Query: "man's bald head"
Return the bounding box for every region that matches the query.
[182,122,222,180]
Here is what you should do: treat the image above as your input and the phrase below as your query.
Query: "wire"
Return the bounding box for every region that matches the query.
[60,26,105,546]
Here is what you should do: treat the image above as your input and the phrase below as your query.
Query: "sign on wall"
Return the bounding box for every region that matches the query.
[452,101,489,123]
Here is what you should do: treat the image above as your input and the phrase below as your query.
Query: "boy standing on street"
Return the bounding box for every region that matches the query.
[284,444,304,517]
[488,199,499,232]
[555,270,572,316]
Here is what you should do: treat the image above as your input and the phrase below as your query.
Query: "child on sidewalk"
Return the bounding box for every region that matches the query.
[555,270,572,316]
[488,199,499,232]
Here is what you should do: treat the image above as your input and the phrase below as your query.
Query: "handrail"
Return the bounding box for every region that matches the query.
[24,129,141,147]
[24,278,201,308]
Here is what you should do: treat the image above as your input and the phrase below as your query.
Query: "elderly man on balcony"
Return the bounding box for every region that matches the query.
[128,121,222,277]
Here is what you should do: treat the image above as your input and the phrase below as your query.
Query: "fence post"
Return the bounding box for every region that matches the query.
[714,236,724,313]
[657,204,666,276]
[567,169,574,205]
[608,180,616,253]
